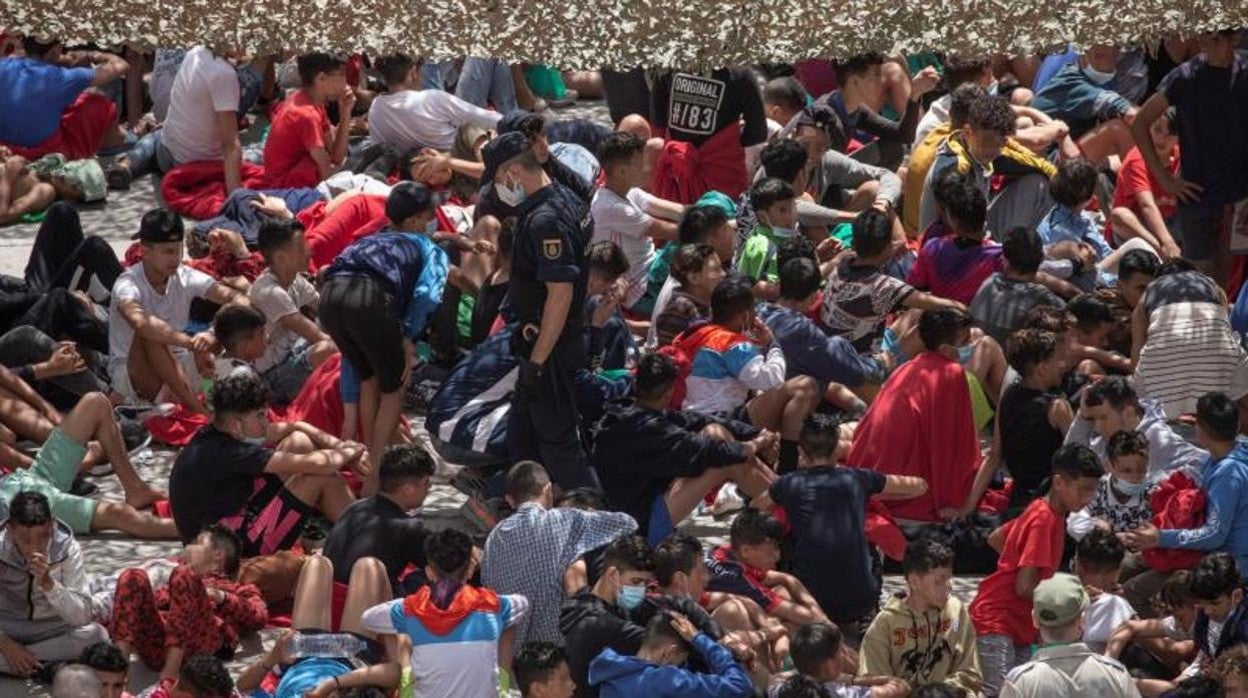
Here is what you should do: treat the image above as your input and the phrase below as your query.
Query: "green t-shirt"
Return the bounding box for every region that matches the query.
[735,225,787,283]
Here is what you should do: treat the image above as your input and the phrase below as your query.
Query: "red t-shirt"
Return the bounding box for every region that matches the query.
[1112,145,1180,221]
[263,90,329,188]
[967,497,1064,645]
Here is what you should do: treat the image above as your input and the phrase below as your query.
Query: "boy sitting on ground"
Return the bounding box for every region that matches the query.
[1071,528,1136,654]
[736,178,800,300]
[211,304,265,381]
[515,642,577,698]
[774,622,910,698]
[588,612,753,698]
[1067,430,1154,540]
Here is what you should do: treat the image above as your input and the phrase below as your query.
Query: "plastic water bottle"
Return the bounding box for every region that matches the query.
[289,632,366,658]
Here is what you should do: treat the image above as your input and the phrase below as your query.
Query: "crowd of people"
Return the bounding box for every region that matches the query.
[1,27,1248,698]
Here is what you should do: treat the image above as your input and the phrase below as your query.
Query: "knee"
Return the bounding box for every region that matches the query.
[302,552,334,580]
[7,325,48,348]
[711,597,749,626]
[1009,88,1034,107]
[168,564,199,591]
[700,423,733,442]
[279,430,315,454]
[617,114,652,140]
[855,179,880,199]
[786,376,819,404]
[1014,115,1035,130]
[349,556,387,580]
[78,391,111,416]
[118,567,152,590]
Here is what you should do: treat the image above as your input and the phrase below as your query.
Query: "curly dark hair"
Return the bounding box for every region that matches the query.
[79,642,128,673]
[179,654,235,697]
[967,95,1016,136]
[211,371,271,415]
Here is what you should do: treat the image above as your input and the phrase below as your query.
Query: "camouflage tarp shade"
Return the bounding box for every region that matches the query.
[4,0,1248,68]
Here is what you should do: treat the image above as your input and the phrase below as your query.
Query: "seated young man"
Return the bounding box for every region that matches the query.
[249,219,336,404]
[0,492,108,678]
[362,528,530,698]
[0,392,173,538]
[588,612,753,698]
[155,46,246,192]
[970,226,1065,345]
[647,205,736,347]
[707,509,828,629]
[368,52,502,153]
[677,276,818,473]
[168,372,365,557]
[771,418,927,638]
[1108,106,1182,257]
[1031,45,1138,169]
[593,352,778,544]
[908,176,1002,306]
[263,53,354,189]
[515,642,577,698]
[109,209,242,415]
[235,555,393,698]
[108,525,266,683]
[845,308,990,523]
[591,132,682,316]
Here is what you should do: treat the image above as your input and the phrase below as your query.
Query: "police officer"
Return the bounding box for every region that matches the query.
[482,131,598,489]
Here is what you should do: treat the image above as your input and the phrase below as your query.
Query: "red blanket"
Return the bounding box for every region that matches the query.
[648,122,748,204]
[1143,470,1207,572]
[845,351,981,522]
[305,194,389,270]
[161,161,267,219]
[7,92,116,161]
[124,242,266,282]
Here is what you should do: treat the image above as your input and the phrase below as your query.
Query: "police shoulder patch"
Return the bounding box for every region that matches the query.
[543,238,563,260]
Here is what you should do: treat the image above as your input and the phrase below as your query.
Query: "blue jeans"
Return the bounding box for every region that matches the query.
[977,634,1033,696]
[420,60,456,91]
[455,58,517,112]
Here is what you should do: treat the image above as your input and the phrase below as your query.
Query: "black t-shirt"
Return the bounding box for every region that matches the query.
[651,68,767,148]
[322,495,429,590]
[508,182,593,342]
[999,384,1064,510]
[769,466,885,622]
[169,424,274,544]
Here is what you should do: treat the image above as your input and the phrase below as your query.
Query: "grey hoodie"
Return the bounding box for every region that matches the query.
[1065,398,1208,483]
[0,519,94,627]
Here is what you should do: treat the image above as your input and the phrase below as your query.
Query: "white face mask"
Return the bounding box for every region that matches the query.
[986,79,1000,96]
[424,218,439,235]
[496,176,527,208]
[1083,65,1116,85]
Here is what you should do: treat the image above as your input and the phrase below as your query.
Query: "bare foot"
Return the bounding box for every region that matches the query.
[125,486,167,511]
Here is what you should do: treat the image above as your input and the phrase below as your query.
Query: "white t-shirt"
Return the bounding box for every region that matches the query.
[214,356,257,381]
[368,89,501,152]
[161,46,241,164]
[914,93,952,148]
[590,187,658,308]
[646,274,681,348]
[248,270,319,373]
[108,264,216,370]
[1082,593,1136,653]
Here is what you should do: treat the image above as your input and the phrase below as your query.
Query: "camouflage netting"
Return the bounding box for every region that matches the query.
[4,0,1248,68]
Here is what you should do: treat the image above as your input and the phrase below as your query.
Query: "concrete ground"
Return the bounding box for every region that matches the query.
[0,99,985,696]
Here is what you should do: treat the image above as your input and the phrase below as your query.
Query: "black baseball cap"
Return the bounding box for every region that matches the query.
[385,181,435,224]
[132,208,185,243]
[481,131,533,184]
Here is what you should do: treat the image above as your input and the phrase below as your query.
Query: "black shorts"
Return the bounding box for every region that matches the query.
[319,274,405,393]
[218,475,315,557]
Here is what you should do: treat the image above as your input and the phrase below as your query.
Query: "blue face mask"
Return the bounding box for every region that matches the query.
[1113,477,1149,497]
[617,584,646,611]
[1083,65,1116,85]
[771,226,797,238]
[956,344,974,363]
[425,218,439,235]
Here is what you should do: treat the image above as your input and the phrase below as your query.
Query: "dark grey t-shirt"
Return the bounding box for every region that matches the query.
[970,272,1064,345]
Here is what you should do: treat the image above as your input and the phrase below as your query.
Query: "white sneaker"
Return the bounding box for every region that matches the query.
[710,484,745,516]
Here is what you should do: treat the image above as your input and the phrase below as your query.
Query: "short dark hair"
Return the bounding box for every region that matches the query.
[799,415,841,460]
[776,674,832,698]
[598,132,646,171]
[513,642,568,696]
[379,444,435,493]
[634,352,679,402]
[79,642,128,674]
[587,241,630,279]
[852,208,893,258]
[602,534,655,574]
[1082,375,1140,412]
[1156,258,1197,278]
[749,177,796,213]
[376,53,415,86]
[1158,570,1194,612]
[789,622,842,676]
[760,139,809,183]
[903,539,954,576]
[837,52,886,81]
[424,528,474,578]
[918,308,973,351]
[942,180,988,235]
[1118,248,1160,284]
[1076,527,1126,573]
[256,218,305,261]
[1005,329,1060,375]
[1051,158,1099,209]
[201,523,243,578]
[1198,392,1240,443]
[943,54,991,89]
[212,304,266,352]
[179,654,235,697]
[641,612,691,652]
[139,208,185,245]
[710,275,756,324]
[505,461,551,503]
[22,36,60,59]
[776,235,817,272]
[296,52,346,87]
[555,487,608,511]
[932,169,970,213]
[669,243,718,286]
[1159,676,1223,698]
[211,371,270,415]
[678,206,730,245]
[1001,225,1044,274]
[1190,552,1240,601]
[967,95,1017,136]
[729,508,784,548]
[655,533,704,587]
[1067,292,1114,334]
[1051,443,1106,480]
[948,83,988,129]
[1022,304,1071,333]
[9,491,52,527]
[778,258,822,301]
[763,77,808,113]
[1107,430,1149,462]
